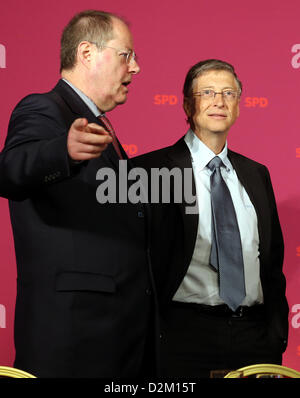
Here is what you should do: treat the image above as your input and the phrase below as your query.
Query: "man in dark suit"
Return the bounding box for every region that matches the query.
[0,10,158,378]
[136,59,289,377]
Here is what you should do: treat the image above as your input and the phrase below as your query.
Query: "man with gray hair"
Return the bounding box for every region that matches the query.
[136,59,288,377]
[0,10,158,377]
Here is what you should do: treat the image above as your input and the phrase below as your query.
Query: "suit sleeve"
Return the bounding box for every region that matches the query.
[263,166,289,350]
[0,94,72,200]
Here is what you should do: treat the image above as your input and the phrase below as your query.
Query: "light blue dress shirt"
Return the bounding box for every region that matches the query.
[63,78,103,117]
[173,129,263,307]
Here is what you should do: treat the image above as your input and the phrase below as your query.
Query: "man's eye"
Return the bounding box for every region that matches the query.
[202,90,213,95]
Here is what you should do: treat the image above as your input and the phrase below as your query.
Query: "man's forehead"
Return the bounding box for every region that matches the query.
[194,70,238,87]
[111,18,131,37]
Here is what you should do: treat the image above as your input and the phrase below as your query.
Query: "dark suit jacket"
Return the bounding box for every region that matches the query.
[0,80,158,378]
[134,136,289,354]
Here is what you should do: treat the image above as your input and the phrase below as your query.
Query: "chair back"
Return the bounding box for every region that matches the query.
[224,364,300,378]
[0,366,36,378]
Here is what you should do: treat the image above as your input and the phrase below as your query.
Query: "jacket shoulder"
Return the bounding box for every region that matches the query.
[133,145,174,168]
[228,149,268,171]
[12,90,62,118]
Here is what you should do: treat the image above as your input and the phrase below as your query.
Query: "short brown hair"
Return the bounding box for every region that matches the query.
[60,10,125,72]
[183,59,242,98]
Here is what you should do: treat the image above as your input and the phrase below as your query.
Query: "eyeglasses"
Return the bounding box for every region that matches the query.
[192,89,240,102]
[90,42,137,64]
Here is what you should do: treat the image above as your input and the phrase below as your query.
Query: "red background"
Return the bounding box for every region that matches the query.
[1,0,300,371]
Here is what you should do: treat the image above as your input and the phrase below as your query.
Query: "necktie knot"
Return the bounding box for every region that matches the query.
[207,156,223,172]
[99,115,114,136]
[98,115,123,159]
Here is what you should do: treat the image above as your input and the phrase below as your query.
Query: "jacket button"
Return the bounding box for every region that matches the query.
[146,288,152,295]
[138,211,144,218]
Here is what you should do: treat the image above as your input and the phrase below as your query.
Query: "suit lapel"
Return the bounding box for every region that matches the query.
[228,150,269,257]
[52,80,128,170]
[166,137,199,280]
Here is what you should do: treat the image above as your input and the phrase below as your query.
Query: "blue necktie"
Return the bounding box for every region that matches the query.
[207,156,246,311]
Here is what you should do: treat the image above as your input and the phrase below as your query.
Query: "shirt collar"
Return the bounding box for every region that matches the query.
[184,128,233,172]
[62,78,105,117]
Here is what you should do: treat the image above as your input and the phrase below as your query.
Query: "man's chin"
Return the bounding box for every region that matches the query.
[104,99,127,112]
[116,95,128,106]
[209,124,231,135]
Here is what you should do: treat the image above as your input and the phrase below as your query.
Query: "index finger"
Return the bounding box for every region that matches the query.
[85,123,110,136]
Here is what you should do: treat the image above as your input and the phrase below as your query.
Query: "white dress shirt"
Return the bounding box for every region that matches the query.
[173,129,263,307]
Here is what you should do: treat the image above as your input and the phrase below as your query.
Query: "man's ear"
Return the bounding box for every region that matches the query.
[77,41,94,68]
[237,98,240,118]
[183,97,192,118]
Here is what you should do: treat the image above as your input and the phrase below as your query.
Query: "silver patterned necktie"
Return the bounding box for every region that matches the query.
[207,156,246,311]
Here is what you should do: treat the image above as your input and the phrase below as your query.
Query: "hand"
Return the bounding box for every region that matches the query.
[67,118,113,161]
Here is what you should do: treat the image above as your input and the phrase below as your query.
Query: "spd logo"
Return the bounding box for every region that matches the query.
[297,246,300,255]
[0,304,6,328]
[291,44,300,69]
[245,97,268,108]
[0,44,6,69]
[122,144,138,156]
[296,149,300,158]
[154,95,178,105]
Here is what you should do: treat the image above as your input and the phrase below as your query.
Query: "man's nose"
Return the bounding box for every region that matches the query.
[212,92,225,106]
[129,58,140,74]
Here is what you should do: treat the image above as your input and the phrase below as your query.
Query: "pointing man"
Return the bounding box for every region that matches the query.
[0,10,157,378]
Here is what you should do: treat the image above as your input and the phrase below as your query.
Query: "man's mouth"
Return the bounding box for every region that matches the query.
[208,113,227,119]
[121,81,131,94]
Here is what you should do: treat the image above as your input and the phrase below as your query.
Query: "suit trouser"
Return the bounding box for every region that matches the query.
[160,302,282,378]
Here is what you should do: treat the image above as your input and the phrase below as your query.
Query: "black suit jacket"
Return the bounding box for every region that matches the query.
[134,137,289,354]
[0,80,158,377]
